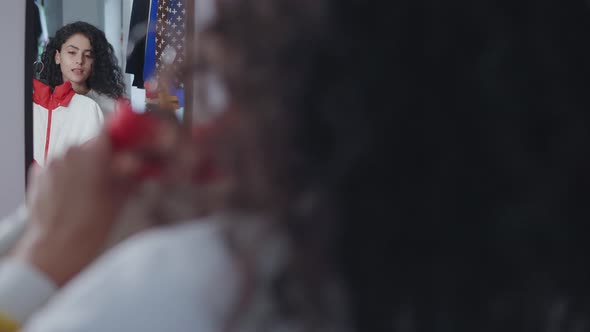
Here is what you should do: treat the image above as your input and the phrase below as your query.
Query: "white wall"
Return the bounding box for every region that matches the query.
[61,0,103,28]
[0,0,26,215]
[45,0,126,66]
[44,0,63,36]
[104,0,123,67]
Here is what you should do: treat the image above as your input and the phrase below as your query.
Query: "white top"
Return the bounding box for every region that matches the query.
[0,216,346,331]
[0,259,57,324]
[33,94,104,167]
[22,221,241,332]
[85,90,117,116]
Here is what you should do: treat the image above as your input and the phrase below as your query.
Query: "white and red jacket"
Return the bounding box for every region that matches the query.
[33,80,104,167]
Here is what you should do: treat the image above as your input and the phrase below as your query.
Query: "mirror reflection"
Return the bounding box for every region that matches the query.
[30,0,187,166]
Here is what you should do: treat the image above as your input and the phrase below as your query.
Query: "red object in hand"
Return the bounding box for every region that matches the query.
[107,99,162,178]
[190,122,227,185]
[106,99,226,183]
[108,99,158,150]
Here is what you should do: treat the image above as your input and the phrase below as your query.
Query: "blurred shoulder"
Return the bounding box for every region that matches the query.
[85,90,117,114]
[24,218,239,332]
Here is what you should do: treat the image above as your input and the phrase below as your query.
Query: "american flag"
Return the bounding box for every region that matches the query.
[155,0,186,88]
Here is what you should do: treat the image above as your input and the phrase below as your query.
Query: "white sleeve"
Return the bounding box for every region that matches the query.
[22,222,239,332]
[93,102,105,126]
[0,259,57,324]
[70,99,105,146]
[98,96,117,116]
[79,102,104,144]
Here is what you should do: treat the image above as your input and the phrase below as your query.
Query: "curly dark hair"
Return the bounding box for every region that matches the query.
[196,0,590,331]
[39,21,125,98]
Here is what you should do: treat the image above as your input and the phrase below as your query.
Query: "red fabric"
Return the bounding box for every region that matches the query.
[33,79,76,111]
[190,118,232,184]
[108,99,158,151]
[144,80,158,99]
[107,100,227,183]
[33,79,77,164]
[107,99,162,178]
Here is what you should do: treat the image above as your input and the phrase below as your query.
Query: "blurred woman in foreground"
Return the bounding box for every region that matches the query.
[3,0,590,331]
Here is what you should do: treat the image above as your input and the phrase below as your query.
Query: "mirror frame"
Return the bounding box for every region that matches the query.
[24,0,35,185]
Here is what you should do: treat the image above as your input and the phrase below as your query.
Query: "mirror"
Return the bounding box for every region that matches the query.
[27,0,191,168]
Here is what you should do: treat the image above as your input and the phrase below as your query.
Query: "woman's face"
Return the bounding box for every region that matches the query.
[55,33,94,87]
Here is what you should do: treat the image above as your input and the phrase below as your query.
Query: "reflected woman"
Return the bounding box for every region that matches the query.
[33,21,125,166]
[39,21,125,115]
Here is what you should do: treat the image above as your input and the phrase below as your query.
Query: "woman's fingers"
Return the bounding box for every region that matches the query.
[14,135,140,286]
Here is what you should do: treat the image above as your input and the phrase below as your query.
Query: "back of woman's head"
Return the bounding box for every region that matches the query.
[40,21,124,98]
[196,0,590,330]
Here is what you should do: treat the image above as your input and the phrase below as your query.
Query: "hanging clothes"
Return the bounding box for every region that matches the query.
[125,0,151,89]
[33,80,104,167]
[35,1,49,59]
[143,0,159,95]
[141,0,186,106]
[155,0,186,88]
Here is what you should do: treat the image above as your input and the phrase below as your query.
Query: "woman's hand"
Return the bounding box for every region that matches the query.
[12,133,141,287]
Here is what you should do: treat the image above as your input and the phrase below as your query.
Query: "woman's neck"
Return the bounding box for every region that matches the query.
[70,82,90,95]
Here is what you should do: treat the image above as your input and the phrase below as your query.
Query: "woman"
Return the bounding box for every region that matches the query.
[33,21,126,166]
[4,0,590,331]
[39,21,125,115]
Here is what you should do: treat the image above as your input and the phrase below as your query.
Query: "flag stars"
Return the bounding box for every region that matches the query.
[153,0,186,89]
